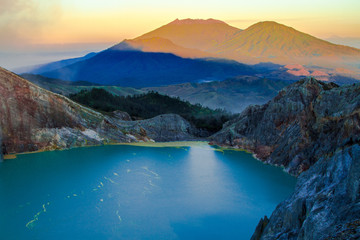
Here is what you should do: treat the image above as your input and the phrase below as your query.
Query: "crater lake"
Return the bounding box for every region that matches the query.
[0,142,296,239]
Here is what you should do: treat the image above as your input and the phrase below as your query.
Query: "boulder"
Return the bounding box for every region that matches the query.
[113,110,132,121]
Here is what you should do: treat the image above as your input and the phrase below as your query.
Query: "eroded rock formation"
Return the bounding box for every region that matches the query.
[211,77,360,239]
[257,145,360,239]
[0,67,198,155]
[212,78,360,175]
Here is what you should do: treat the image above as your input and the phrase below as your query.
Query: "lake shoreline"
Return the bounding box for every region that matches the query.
[3,140,209,160]
[3,140,292,178]
[0,142,297,239]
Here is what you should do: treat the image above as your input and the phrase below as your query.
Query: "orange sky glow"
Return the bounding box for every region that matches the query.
[1,0,359,47]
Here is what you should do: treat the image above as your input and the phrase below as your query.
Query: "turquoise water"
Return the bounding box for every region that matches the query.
[0,143,296,239]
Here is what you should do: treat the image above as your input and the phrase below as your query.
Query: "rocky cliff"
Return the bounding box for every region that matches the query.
[211,77,360,239]
[251,145,360,240]
[0,67,198,155]
[212,78,360,175]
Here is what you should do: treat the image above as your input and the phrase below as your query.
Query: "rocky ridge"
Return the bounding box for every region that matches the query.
[212,77,360,175]
[146,76,289,113]
[0,67,198,157]
[211,77,360,239]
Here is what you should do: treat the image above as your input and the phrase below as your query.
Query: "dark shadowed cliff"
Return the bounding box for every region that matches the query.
[251,145,360,240]
[211,77,360,239]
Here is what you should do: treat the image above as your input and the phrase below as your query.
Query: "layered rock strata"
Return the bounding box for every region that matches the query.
[0,67,198,155]
[211,78,360,239]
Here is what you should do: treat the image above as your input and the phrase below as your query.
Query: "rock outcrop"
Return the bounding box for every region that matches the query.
[211,77,360,239]
[126,114,199,141]
[112,110,132,121]
[0,67,198,155]
[258,145,360,240]
[212,78,360,175]
[251,216,269,240]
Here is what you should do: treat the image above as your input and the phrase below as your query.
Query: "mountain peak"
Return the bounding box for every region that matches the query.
[135,18,240,51]
[284,77,339,94]
[169,18,227,25]
[247,21,295,32]
[210,20,360,67]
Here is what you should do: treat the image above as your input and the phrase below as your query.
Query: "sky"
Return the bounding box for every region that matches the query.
[1,0,360,69]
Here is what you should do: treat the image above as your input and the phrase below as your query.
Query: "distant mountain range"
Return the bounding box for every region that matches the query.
[16,52,97,74]
[210,21,360,66]
[127,19,360,72]
[20,73,143,96]
[21,74,289,113]
[146,76,290,113]
[38,50,256,87]
[20,18,360,88]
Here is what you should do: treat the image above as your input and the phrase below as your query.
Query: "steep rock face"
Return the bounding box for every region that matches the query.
[210,77,360,239]
[251,216,269,240]
[257,145,360,240]
[0,67,198,155]
[211,78,360,175]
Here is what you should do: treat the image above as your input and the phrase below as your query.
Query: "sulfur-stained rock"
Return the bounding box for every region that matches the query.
[0,67,199,155]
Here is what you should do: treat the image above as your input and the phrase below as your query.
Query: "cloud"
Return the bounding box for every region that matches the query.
[0,0,62,50]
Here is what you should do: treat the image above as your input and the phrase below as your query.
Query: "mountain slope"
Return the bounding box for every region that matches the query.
[145,76,290,113]
[41,49,256,87]
[136,18,240,51]
[0,67,198,155]
[16,52,97,74]
[113,37,211,59]
[210,21,360,67]
[20,73,144,96]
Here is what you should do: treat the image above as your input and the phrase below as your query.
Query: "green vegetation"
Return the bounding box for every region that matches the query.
[69,88,233,133]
